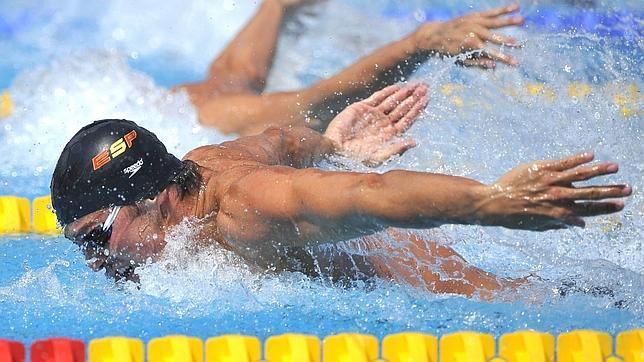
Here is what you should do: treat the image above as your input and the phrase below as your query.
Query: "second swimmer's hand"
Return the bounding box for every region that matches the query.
[413,4,524,68]
[323,83,428,166]
[475,153,632,230]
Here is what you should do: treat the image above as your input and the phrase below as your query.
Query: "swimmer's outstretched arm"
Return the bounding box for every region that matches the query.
[218,152,631,247]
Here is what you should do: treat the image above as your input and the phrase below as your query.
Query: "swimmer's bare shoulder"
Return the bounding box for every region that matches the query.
[181,131,305,249]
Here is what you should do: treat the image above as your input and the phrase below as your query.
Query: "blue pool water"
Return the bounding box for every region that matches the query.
[0,0,642,346]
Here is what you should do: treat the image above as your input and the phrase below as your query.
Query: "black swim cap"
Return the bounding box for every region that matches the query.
[51,119,183,225]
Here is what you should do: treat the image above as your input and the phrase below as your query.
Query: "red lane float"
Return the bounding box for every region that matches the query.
[31,338,84,362]
[0,339,25,362]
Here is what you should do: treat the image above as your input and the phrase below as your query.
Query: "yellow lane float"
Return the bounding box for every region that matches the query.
[617,329,644,362]
[0,91,14,118]
[323,333,378,362]
[206,335,261,362]
[499,330,554,362]
[0,195,60,235]
[89,337,144,362]
[265,333,319,362]
[382,332,437,362]
[0,196,30,234]
[440,331,496,362]
[32,195,61,234]
[148,335,203,362]
[558,330,617,362]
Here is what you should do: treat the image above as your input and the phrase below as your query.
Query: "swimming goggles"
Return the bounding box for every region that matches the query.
[79,206,121,250]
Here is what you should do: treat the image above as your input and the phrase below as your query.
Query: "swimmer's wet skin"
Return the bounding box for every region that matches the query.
[52,84,632,298]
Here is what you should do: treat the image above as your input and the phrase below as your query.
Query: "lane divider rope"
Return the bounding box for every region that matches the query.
[0,329,641,362]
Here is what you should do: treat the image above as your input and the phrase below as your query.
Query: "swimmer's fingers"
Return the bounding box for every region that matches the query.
[476,27,521,47]
[530,206,583,229]
[394,95,428,133]
[459,57,497,69]
[372,137,417,163]
[570,201,625,217]
[478,3,520,18]
[556,185,632,201]
[481,49,518,66]
[556,162,619,184]
[379,83,421,114]
[538,152,595,171]
[364,84,401,107]
[479,13,525,29]
[460,34,485,52]
[456,51,503,69]
[389,84,428,123]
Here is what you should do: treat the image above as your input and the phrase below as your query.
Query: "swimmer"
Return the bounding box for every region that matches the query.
[53,84,632,298]
[175,0,525,135]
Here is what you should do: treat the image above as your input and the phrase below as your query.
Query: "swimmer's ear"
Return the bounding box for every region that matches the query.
[154,189,172,222]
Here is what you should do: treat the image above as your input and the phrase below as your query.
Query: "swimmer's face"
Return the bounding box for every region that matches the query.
[64,198,166,280]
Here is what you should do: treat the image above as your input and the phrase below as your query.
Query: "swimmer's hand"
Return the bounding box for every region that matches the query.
[476,153,632,230]
[413,4,524,68]
[324,83,428,165]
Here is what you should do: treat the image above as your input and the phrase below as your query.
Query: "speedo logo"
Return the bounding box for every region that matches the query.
[123,158,143,178]
[92,130,137,171]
